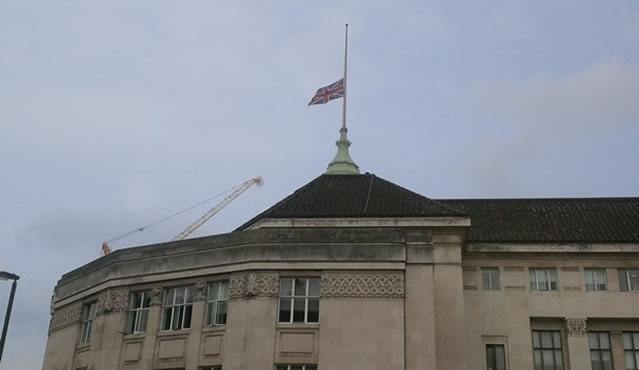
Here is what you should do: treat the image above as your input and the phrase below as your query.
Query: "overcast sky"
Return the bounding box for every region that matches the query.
[1,1,638,369]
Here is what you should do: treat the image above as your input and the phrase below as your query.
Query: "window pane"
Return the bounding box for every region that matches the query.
[541,332,553,348]
[585,269,595,291]
[589,332,599,349]
[216,301,227,325]
[530,270,537,290]
[209,282,220,301]
[495,345,506,370]
[591,351,601,370]
[280,278,293,296]
[533,331,541,348]
[275,366,288,370]
[307,298,319,323]
[308,278,320,296]
[542,350,554,368]
[132,292,142,308]
[624,333,633,350]
[486,346,496,370]
[634,333,639,348]
[294,278,306,296]
[293,298,305,322]
[206,302,216,326]
[290,366,303,370]
[165,289,174,305]
[620,270,629,291]
[183,305,192,328]
[137,310,148,332]
[279,298,291,322]
[175,287,184,303]
[186,286,195,303]
[601,351,612,370]
[537,270,548,291]
[554,350,563,370]
[219,281,229,300]
[599,333,609,349]
[534,350,542,370]
[596,269,607,290]
[142,293,151,308]
[630,270,639,290]
[306,367,317,370]
[553,331,562,348]
[626,352,635,369]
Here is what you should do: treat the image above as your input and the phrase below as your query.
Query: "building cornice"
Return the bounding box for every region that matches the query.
[466,243,639,253]
[246,217,471,229]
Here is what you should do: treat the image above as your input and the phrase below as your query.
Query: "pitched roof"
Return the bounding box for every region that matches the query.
[236,174,466,230]
[438,198,639,243]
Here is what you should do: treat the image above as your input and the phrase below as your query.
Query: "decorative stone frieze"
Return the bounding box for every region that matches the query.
[96,288,129,315]
[321,272,404,298]
[49,302,82,333]
[194,281,207,301]
[565,318,588,336]
[149,286,163,306]
[230,272,279,298]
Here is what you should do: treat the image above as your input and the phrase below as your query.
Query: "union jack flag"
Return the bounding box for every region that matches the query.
[308,78,344,106]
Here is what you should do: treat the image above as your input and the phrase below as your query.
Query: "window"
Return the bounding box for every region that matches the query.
[619,269,639,292]
[126,291,150,334]
[79,302,97,344]
[532,330,564,370]
[161,286,194,331]
[529,268,558,291]
[275,366,317,370]
[200,367,221,370]
[485,344,506,370]
[279,278,319,324]
[205,281,229,326]
[625,332,639,370]
[482,267,500,290]
[585,269,607,292]
[589,332,612,370]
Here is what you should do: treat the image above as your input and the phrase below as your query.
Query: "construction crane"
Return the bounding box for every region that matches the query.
[101,176,264,256]
[172,176,263,241]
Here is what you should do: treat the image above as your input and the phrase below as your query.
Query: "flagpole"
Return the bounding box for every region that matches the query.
[342,24,348,130]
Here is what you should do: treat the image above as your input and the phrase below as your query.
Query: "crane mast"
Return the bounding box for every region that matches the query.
[172,176,264,241]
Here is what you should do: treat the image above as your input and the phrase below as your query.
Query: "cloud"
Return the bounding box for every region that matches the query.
[466,58,639,134]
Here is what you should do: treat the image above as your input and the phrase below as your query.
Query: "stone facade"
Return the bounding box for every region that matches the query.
[42,224,639,370]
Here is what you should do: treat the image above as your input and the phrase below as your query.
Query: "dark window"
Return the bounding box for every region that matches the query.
[532,330,564,370]
[161,286,194,331]
[79,302,97,344]
[584,269,607,292]
[126,291,150,334]
[619,269,639,291]
[485,344,506,370]
[625,332,639,370]
[530,269,558,291]
[200,367,221,370]
[589,332,612,370]
[205,281,229,326]
[482,268,500,290]
[278,278,320,324]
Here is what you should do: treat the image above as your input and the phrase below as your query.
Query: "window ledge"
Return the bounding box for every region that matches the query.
[276,323,320,329]
[157,330,190,338]
[202,325,226,333]
[75,342,90,351]
[123,332,146,340]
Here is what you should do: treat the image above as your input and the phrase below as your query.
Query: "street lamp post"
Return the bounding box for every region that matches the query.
[0,271,19,364]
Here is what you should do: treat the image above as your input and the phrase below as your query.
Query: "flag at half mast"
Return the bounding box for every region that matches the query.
[308,78,344,106]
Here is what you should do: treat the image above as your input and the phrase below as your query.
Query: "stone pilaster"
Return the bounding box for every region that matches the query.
[565,318,590,370]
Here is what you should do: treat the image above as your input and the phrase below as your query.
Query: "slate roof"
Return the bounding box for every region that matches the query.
[438,198,639,243]
[236,173,639,244]
[236,174,466,230]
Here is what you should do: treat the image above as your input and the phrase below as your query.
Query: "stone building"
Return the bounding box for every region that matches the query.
[42,132,639,370]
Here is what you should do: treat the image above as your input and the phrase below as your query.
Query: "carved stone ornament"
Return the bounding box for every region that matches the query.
[49,302,82,333]
[321,272,405,298]
[96,288,129,315]
[565,318,588,336]
[149,286,163,306]
[230,272,279,298]
[194,281,207,301]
